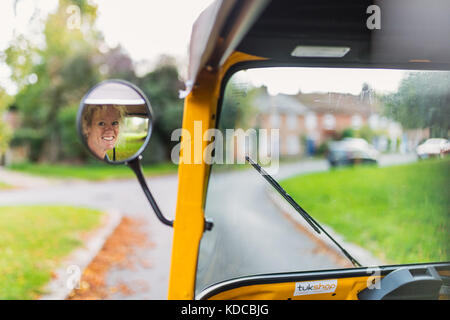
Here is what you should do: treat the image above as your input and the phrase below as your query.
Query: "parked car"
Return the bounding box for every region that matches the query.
[416,138,450,159]
[327,138,379,167]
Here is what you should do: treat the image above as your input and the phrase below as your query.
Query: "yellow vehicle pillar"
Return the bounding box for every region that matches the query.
[167,68,221,300]
[167,52,265,299]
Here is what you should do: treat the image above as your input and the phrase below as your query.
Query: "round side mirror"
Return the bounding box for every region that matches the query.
[77,80,153,164]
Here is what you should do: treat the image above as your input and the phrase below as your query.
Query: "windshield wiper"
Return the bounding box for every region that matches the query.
[245,156,361,268]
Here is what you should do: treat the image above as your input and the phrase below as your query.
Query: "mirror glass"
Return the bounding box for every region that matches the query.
[78,81,152,163]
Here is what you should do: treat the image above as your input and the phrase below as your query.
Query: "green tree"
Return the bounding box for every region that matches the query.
[341,127,355,139]
[219,81,260,131]
[0,89,13,155]
[100,45,137,81]
[5,0,103,162]
[3,1,186,165]
[383,72,450,138]
[137,60,184,162]
[357,125,376,143]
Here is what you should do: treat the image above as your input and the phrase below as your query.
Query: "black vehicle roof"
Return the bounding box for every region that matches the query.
[187,0,450,88]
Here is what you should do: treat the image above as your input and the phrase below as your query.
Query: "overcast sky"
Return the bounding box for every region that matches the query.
[242,67,406,95]
[0,0,406,96]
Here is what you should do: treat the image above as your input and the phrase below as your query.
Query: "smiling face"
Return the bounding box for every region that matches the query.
[86,107,121,159]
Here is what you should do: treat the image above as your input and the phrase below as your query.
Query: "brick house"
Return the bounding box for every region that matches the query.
[252,88,401,157]
[254,92,309,156]
[296,92,377,145]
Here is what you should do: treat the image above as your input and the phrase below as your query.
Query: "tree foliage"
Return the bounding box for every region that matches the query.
[137,63,184,162]
[2,0,187,164]
[0,89,12,154]
[5,0,103,162]
[383,72,450,138]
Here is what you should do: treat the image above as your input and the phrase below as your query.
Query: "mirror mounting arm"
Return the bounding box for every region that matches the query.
[127,156,174,228]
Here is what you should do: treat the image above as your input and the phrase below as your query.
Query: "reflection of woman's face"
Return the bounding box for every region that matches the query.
[87,108,120,159]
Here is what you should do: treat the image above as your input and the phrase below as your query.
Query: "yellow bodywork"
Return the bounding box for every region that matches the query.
[207,276,381,300]
[167,52,266,299]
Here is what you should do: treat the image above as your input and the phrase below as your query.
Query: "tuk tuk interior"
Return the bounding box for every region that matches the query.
[167,0,450,300]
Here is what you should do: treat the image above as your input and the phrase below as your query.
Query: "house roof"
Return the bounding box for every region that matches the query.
[296,92,380,116]
[254,91,309,115]
[252,88,380,116]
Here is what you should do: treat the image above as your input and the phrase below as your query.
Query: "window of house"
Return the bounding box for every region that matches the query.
[323,113,336,130]
[270,112,280,128]
[351,114,363,129]
[286,134,300,155]
[287,114,297,130]
[305,112,317,130]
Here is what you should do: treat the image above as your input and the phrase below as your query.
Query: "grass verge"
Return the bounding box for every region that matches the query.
[280,158,450,264]
[0,205,103,299]
[7,162,178,181]
[0,181,14,190]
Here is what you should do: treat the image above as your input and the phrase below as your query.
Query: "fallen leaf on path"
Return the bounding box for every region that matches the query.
[67,217,153,300]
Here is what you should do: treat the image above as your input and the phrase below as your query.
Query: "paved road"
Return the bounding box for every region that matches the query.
[0,153,417,299]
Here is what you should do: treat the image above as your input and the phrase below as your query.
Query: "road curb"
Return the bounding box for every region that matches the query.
[39,209,123,300]
[267,187,385,267]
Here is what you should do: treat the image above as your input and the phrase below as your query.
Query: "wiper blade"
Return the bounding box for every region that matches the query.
[245,156,320,233]
[245,156,361,268]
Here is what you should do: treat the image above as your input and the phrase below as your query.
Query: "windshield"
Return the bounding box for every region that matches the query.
[195,67,450,294]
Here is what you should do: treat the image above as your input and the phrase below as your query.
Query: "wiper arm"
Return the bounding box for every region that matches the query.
[245,156,320,233]
[245,156,361,268]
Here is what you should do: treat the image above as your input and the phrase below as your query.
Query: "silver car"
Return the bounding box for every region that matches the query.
[416,138,450,159]
[327,138,379,167]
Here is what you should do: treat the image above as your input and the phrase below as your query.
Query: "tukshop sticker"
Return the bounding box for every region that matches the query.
[294,279,338,296]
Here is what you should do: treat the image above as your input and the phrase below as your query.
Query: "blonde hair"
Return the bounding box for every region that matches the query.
[81,105,126,138]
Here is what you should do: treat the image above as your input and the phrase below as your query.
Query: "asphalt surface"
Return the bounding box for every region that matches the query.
[0,153,417,299]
